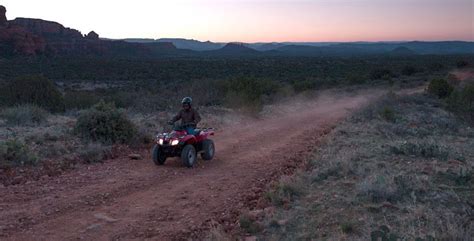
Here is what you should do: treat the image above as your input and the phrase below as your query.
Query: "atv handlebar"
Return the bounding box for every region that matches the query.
[166,122,197,131]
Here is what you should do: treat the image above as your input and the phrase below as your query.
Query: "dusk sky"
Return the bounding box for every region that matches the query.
[2,0,473,42]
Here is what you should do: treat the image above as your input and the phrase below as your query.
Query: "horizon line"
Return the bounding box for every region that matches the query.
[112,37,474,44]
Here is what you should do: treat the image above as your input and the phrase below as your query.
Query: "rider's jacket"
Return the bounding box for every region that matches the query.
[171,108,201,126]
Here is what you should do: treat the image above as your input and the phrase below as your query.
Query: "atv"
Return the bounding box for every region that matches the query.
[151,124,215,167]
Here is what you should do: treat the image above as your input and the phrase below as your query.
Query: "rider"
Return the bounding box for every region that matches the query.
[168,97,201,135]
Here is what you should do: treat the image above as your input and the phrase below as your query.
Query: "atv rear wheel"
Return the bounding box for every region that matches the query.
[201,139,215,161]
[152,145,166,165]
[181,144,197,168]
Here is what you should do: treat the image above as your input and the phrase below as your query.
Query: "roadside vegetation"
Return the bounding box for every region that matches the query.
[0,55,471,187]
[0,75,65,112]
[257,89,473,240]
[74,101,137,144]
[1,105,48,126]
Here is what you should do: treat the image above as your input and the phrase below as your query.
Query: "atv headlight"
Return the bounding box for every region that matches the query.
[158,139,164,145]
[171,139,179,146]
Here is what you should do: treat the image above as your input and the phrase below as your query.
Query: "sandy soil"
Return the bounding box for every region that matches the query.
[0,91,376,241]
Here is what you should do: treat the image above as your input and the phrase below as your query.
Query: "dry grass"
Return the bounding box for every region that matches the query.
[0,105,242,185]
[205,222,233,241]
[261,93,474,240]
[1,105,49,126]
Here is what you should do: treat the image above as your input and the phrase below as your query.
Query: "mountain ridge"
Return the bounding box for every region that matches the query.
[1,5,473,58]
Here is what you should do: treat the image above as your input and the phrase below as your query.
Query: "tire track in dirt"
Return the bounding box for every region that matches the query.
[0,92,377,241]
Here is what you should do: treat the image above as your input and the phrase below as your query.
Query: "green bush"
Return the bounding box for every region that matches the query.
[390,141,449,161]
[292,78,320,92]
[74,101,137,144]
[370,69,394,80]
[340,222,356,234]
[427,78,454,99]
[0,139,38,168]
[129,126,153,148]
[0,75,65,112]
[347,73,367,85]
[220,77,281,109]
[239,214,263,234]
[380,106,396,122]
[64,91,101,110]
[1,105,48,126]
[447,84,474,122]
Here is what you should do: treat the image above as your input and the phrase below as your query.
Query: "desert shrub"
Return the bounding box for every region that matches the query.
[347,73,367,85]
[64,88,138,110]
[0,105,48,126]
[206,224,232,241]
[447,90,463,112]
[340,221,356,234]
[401,65,418,76]
[437,168,472,186]
[265,176,305,206]
[74,101,137,144]
[461,85,474,107]
[78,143,111,163]
[239,214,263,234]
[0,139,38,168]
[390,141,449,161]
[311,165,341,182]
[428,62,444,71]
[38,142,68,159]
[291,77,334,92]
[129,126,153,148]
[456,60,469,68]
[427,78,453,99]
[380,106,396,122]
[352,92,399,123]
[220,77,281,108]
[447,84,474,122]
[291,78,318,92]
[370,68,393,80]
[370,226,402,241]
[357,174,397,202]
[0,75,65,112]
[64,91,101,110]
[393,174,426,198]
[103,91,137,108]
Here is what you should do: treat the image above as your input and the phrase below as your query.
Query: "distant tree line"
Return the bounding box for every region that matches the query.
[0,55,472,113]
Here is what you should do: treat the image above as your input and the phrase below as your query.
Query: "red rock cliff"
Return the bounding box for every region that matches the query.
[0,5,178,57]
[0,5,7,25]
[0,5,46,55]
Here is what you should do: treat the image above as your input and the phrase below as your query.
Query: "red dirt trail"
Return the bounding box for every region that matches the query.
[0,92,376,241]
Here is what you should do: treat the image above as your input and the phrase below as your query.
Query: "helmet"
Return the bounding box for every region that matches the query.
[181,97,192,105]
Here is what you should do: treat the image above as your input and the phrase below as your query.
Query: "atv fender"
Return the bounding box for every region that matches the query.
[180,135,197,145]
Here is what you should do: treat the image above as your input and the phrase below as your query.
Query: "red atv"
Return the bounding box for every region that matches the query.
[151,124,215,167]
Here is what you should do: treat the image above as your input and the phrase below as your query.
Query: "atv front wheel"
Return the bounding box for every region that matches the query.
[181,144,197,168]
[152,145,166,165]
[201,139,215,161]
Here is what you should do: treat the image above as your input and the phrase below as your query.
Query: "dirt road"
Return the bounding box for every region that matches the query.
[0,92,375,241]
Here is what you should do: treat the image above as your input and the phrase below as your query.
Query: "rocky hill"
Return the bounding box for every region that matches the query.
[0,5,178,57]
[204,42,260,56]
[0,5,7,24]
[1,5,473,58]
[0,6,46,55]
